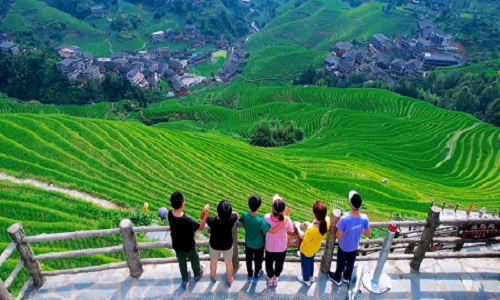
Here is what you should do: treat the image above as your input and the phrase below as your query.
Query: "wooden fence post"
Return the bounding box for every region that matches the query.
[7,224,45,288]
[231,222,239,274]
[0,278,14,300]
[410,206,441,271]
[320,208,342,274]
[120,219,143,278]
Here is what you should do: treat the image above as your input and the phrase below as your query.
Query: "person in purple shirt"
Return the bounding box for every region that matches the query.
[328,190,371,286]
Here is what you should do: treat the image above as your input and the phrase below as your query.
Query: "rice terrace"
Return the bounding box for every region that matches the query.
[0,0,499,298]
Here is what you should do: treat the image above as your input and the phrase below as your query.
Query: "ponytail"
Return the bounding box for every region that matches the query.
[319,219,327,235]
[273,198,286,221]
[313,201,328,235]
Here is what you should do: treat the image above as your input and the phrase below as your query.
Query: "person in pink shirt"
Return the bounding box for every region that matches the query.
[264,194,293,287]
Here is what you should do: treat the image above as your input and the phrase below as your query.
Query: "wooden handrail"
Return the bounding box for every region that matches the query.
[24,228,121,243]
[33,246,124,261]
[4,261,24,289]
[2,208,499,300]
[0,242,16,268]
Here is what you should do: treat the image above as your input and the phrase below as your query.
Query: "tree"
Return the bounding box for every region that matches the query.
[485,98,500,126]
[453,87,478,114]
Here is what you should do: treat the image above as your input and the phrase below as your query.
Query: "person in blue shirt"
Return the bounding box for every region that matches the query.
[328,190,371,286]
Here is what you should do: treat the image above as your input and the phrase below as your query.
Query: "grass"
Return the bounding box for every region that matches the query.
[191,55,227,77]
[437,59,500,77]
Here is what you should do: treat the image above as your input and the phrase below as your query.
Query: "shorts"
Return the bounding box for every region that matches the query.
[209,246,233,262]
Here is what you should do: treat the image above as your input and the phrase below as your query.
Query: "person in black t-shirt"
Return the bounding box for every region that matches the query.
[168,191,208,289]
[199,200,238,286]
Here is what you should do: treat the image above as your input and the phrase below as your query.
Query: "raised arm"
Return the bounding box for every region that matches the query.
[198,204,210,231]
[268,217,289,234]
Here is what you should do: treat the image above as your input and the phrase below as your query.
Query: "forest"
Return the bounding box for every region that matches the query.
[0,50,163,107]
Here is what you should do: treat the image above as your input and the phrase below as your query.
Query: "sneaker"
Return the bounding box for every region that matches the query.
[297,275,312,287]
[181,281,188,289]
[273,276,279,287]
[253,270,264,283]
[248,276,254,283]
[210,276,217,283]
[194,266,204,282]
[267,276,274,287]
[342,277,350,284]
[227,280,233,287]
[328,272,342,287]
[310,277,316,283]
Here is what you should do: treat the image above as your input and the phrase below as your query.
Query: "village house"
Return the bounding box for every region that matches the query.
[432,0,453,12]
[422,53,459,69]
[372,33,396,54]
[215,39,229,49]
[58,48,76,58]
[430,29,452,47]
[206,36,216,44]
[338,59,354,75]
[164,69,176,79]
[172,80,188,96]
[132,61,146,72]
[169,60,185,75]
[81,65,103,81]
[0,41,19,56]
[151,31,166,44]
[149,47,170,57]
[126,69,145,86]
[414,38,436,58]
[355,50,369,64]
[188,52,210,66]
[390,59,406,79]
[218,61,238,82]
[369,65,384,80]
[417,19,435,39]
[372,53,391,70]
[189,39,203,49]
[57,58,86,80]
[394,33,415,53]
[90,6,105,18]
[404,59,423,79]
[335,42,353,58]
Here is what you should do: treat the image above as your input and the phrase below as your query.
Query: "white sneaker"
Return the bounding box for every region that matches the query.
[310,277,316,283]
[297,275,312,287]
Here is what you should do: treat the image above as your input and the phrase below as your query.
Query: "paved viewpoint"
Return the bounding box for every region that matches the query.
[27,258,499,300]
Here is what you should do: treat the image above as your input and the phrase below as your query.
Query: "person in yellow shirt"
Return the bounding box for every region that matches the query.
[294,201,330,286]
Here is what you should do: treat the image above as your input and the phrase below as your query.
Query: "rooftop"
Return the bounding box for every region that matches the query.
[26,258,500,299]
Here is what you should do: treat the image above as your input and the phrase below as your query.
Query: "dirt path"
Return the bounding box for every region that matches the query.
[0,172,121,210]
[435,123,481,168]
[105,34,114,53]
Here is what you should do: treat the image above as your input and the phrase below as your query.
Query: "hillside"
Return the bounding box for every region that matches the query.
[1,88,498,220]
[0,0,105,49]
[244,0,416,84]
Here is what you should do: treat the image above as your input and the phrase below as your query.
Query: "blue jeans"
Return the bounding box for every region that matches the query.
[332,247,357,282]
[300,252,315,281]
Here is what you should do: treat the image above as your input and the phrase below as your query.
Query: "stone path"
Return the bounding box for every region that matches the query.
[27,258,500,300]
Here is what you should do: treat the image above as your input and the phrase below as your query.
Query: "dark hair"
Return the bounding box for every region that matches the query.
[217,200,233,221]
[350,194,362,210]
[170,191,184,210]
[313,201,328,235]
[248,195,262,212]
[272,199,286,221]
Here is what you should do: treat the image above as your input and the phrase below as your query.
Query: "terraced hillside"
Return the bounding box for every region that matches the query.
[0,88,498,222]
[1,0,105,49]
[244,0,416,84]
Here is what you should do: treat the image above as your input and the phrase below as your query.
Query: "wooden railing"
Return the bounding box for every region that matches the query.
[1,206,499,300]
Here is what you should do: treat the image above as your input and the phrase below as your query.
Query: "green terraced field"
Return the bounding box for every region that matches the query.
[244,0,416,84]
[1,88,498,225]
[1,0,104,37]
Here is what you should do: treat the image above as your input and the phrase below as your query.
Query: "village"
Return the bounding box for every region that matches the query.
[1,23,248,97]
[324,17,465,84]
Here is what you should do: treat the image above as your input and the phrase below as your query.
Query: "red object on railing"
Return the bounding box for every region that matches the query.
[388,223,398,233]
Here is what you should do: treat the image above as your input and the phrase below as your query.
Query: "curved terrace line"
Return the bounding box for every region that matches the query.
[0,172,121,210]
[435,123,481,168]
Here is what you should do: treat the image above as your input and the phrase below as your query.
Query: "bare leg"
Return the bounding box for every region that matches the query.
[225,261,234,283]
[210,260,218,281]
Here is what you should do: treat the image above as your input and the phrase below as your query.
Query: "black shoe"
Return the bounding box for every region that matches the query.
[194,266,204,282]
[328,272,341,287]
